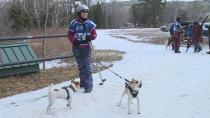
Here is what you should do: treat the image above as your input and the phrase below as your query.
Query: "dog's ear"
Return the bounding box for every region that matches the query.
[132,78,134,82]
[139,82,142,88]
[135,80,138,83]
[138,80,142,88]
[71,79,75,83]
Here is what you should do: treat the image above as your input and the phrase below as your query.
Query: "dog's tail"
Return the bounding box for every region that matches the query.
[47,84,54,100]
[48,84,54,95]
[49,84,53,90]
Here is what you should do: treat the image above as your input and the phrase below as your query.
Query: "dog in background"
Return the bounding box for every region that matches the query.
[117,79,142,114]
[47,81,80,113]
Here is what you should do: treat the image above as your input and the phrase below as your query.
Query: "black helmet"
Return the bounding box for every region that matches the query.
[193,21,199,25]
[176,17,181,22]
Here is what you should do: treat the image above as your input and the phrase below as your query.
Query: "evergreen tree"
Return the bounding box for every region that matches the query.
[89,2,105,28]
[130,0,166,27]
[177,9,188,21]
[9,0,33,31]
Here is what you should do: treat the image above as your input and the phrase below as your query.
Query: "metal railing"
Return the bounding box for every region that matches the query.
[0,55,74,67]
[0,34,67,41]
[0,34,73,68]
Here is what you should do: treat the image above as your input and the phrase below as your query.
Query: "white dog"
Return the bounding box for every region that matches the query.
[47,81,80,113]
[117,79,142,114]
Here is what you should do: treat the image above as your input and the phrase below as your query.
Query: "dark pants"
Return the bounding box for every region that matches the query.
[174,32,181,52]
[208,35,210,50]
[194,41,202,52]
[73,46,93,91]
[187,37,192,49]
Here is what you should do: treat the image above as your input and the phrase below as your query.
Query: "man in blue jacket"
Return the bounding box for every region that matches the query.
[206,25,210,54]
[173,17,182,53]
[187,24,193,48]
[67,4,97,93]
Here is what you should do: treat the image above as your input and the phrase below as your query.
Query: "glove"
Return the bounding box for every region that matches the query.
[73,40,80,47]
[85,35,93,42]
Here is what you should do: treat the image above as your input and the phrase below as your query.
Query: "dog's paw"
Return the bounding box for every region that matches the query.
[128,112,132,114]
[67,105,72,109]
[137,112,141,114]
[47,108,51,114]
[47,109,54,115]
[47,111,50,114]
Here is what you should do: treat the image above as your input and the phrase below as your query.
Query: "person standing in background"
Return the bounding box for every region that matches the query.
[206,24,210,54]
[173,17,182,53]
[192,21,203,53]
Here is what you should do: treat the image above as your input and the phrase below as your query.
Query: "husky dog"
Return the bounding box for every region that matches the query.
[47,81,80,113]
[118,79,142,114]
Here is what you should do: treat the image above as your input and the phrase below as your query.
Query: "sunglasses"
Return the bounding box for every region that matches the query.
[80,9,89,13]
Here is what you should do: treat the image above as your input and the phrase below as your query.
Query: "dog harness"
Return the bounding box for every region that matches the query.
[125,83,139,98]
[69,85,76,92]
[62,85,76,100]
[62,87,70,100]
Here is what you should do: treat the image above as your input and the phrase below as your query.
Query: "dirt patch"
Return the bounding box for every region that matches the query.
[109,28,209,45]
[111,35,128,40]
[0,49,124,99]
[109,28,170,44]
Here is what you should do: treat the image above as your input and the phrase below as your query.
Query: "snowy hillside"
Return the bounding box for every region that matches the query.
[0,28,210,118]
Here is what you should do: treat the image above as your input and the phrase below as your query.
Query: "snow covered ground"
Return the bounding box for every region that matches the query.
[39,60,69,69]
[0,28,210,118]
